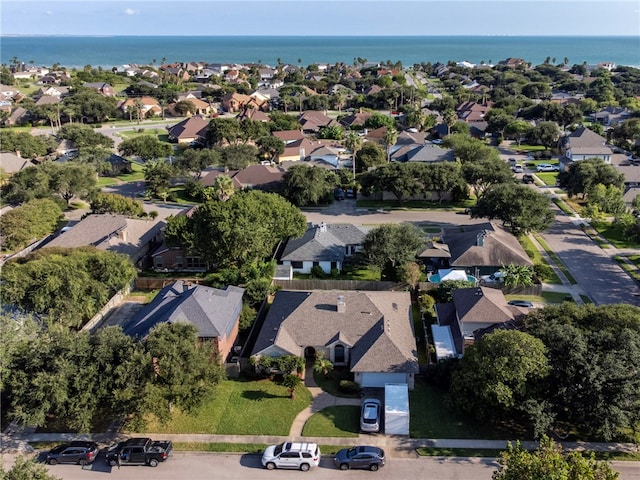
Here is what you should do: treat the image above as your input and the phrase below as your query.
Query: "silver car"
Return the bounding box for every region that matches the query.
[360,398,381,433]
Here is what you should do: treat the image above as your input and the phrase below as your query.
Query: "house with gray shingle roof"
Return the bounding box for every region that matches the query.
[279,222,369,274]
[434,286,527,358]
[251,289,418,389]
[44,214,165,267]
[122,280,244,361]
[559,126,612,170]
[391,144,455,163]
[0,152,35,174]
[440,222,532,277]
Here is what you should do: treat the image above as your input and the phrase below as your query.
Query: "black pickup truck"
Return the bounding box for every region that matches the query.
[105,438,172,467]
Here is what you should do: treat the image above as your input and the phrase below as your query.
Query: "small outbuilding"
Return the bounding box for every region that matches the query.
[384,383,410,435]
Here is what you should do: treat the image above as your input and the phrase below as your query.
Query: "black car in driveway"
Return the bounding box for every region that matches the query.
[46,441,100,466]
[334,446,385,471]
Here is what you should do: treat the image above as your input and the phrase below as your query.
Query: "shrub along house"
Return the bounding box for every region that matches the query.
[251,290,418,389]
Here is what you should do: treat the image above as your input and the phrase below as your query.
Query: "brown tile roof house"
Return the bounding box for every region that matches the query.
[119,96,162,116]
[339,110,372,128]
[441,222,532,275]
[44,214,165,267]
[435,286,527,357]
[200,164,284,192]
[82,82,115,96]
[251,290,419,389]
[236,107,270,122]
[167,116,210,145]
[279,138,316,162]
[122,280,244,362]
[273,130,305,144]
[221,92,251,113]
[232,164,284,191]
[298,111,339,133]
[456,101,493,123]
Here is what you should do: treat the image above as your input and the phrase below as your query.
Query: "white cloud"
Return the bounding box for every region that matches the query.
[124,8,138,15]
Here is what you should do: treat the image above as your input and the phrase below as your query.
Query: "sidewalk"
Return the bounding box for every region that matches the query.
[4,373,638,458]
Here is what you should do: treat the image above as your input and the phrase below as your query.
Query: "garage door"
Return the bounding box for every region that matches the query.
[360,373,406,388]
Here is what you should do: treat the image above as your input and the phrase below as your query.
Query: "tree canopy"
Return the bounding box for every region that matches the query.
[558,158,625,199]
[493,436,619,480]
[0,247,136,329]
[118,135,173,162]
[361,223,424,280]
[90,192,144,216]
[282,164,337,206]
[472,183,555,234]
[188,190,307,269]
[0,198,63,251]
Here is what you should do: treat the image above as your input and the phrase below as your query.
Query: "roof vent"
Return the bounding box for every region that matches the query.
[337,295,346,313]
[319,222,327,233]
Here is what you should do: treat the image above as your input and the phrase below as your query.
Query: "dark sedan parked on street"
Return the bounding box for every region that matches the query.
[46,441,100,466]
[334,446,385,471]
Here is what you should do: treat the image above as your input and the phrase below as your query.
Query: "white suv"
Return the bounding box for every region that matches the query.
[262,442,321,471]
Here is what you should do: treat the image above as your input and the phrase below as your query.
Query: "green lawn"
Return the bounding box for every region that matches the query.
[115,162,145,182]
[592,221,640,249]
[552,197,575,216]
[535,172,558,186]
[301,406,360,437]
[313,368,360,398]
[138,378,312,435]
[409,379,526,439]
[518,235,562,284]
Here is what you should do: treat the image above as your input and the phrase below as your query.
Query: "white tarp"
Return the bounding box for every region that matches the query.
[438,268,468,281]
[385,383,409,435]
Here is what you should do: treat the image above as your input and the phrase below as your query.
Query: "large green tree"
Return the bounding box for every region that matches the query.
[119,135,173,162]
[189,191,307,268]
[141,323,225,422]
[493,436,619,480]
[143,159,174,198]
[90,192,144,216]
[0,455,63,480]
[558,158,625,199]
[355,142,387,173]
[472,183,555,234]
[0,198,63,251]
[0,247,136,329]
[450,330,550,432]
[462,157,514,197]
[361,223,424,280]
[282,164,337,206]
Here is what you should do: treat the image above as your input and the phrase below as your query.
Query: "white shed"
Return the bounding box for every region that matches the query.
[384,383,410,435]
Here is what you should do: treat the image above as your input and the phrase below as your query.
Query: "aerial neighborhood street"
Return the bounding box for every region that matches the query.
[2,9,640,479]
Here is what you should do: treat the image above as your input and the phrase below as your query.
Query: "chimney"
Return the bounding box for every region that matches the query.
[15,150,21,158]
[476,230,488,247]
[319,222,327,233]
[183,281,192,292]
[117,228,128,242]
[337,295,346,313]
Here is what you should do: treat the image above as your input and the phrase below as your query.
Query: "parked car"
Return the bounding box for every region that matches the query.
[46,441,99,466]
[345,189,356,199]
[508,300,534,308]
[536,163,559,172]
[105,438,172,467]
[522,174,534,184]
[360,398,381,433]
[512,164,524,173]
[334,446,386,471]
[508,157,517,164]
[431,138,443,145]
[334,188,345,201]
[262,442,321,471]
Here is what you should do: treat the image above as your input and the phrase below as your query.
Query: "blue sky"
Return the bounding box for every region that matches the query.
[2,0,639,36]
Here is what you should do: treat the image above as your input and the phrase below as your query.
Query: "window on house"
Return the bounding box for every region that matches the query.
[154,257,163,268]
[331,261,338,270]
[175,256,183,268]
[291,261,303,269]
[313,261,319,267]
[187,256,206,268]
[334,344,345,363]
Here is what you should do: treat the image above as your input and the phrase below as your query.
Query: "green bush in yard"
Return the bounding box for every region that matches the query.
[311,265,325,278]
[339,380,360,394]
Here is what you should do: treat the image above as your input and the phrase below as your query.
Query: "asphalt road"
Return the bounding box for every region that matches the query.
[4,452,638,480]
[540,207,640,306]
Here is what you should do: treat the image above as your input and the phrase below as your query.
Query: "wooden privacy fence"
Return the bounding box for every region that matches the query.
[273,279,407,291]
[135,277,204,290]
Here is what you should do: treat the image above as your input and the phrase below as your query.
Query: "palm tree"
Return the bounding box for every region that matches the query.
[313,355,334,378]
[443,109,458,135]
[383,128,398,162]
[345,131,363,176]
[212,174,235,201]
[282,374,302,399]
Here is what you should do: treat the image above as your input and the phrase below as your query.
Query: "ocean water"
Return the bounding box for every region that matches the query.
[1,35,638,69]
